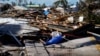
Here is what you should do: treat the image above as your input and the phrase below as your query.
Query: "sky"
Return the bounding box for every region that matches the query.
[28,0,79,6]
[0,0,79,6]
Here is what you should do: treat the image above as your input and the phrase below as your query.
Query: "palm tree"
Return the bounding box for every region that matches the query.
[42,3,46,8]
[79,0,100,24]
[16,0,22,6]
[53,0,68,9]
[29,1,33,5]
[11,2,16,6]
[85,0,95,3]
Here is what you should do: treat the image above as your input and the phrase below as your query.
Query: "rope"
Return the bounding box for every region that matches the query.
[42,43,51,56]
[39,39,50,56]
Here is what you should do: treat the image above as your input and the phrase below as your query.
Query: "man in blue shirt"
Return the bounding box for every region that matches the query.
[43,8,50,19]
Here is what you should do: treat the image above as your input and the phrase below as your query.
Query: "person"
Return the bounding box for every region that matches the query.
[43,8,50,19]
[40,29,64,45]
[40,30,63,45]
[51,29,62,38]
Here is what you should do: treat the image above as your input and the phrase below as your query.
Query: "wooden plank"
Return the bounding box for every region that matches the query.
[87,31,100,37]
[25,40,36,56]
[47,24,72,32]
[34,43,49,56]
[24,40,49,56]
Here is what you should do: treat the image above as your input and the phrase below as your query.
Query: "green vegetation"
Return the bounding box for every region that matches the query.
[77,0,100,24]
[53,0,68,9]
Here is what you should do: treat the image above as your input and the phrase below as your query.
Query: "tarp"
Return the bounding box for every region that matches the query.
[45,35,63,45]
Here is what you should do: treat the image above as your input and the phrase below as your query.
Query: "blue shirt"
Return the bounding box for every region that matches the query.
[43,10,49,16]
